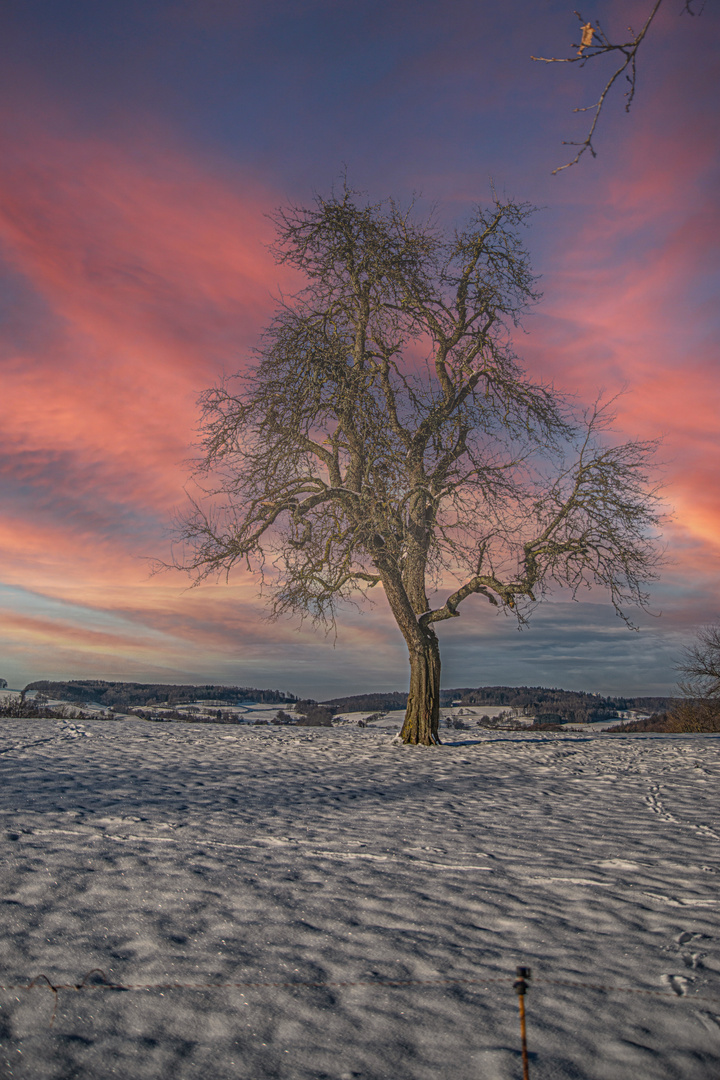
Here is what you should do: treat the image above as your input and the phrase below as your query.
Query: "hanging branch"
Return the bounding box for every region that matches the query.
[532,2,704,174]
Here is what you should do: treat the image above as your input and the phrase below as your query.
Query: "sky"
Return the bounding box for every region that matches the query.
[0,0,718,699]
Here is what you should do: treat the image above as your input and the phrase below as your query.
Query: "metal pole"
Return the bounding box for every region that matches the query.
[513,966,531,1080]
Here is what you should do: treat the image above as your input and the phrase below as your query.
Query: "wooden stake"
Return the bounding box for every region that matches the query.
[513,966,531,1080]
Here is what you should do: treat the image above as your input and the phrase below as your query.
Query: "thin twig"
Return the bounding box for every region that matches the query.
[532,2,674,172]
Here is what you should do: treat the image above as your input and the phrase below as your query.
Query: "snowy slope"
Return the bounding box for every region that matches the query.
[1,716,719,1079]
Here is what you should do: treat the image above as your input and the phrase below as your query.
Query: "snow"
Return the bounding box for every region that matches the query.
[1,715,719,1079]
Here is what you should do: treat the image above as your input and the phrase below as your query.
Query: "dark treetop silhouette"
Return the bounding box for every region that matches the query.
[172,185,663,744]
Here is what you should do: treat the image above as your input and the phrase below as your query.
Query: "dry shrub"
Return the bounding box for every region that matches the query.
[0,701,86,720]
[664,699,720,733]
[607,713,671,733]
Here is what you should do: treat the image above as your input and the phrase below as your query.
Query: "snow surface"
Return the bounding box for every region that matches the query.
[1,715,719,1079]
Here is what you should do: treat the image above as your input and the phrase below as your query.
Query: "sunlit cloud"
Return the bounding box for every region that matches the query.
[519,123,720,565]
[0,0,717,693]
[0,124,301,582]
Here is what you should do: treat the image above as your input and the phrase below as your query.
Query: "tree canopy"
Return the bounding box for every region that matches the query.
[173,184,663,744]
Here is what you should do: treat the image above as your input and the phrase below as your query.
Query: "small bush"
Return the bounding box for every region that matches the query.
[294,702,336,727]
[296,712,333,727]
[444,717,468,730]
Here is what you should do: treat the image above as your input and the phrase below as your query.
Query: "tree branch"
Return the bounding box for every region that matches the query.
[533,2,666,173]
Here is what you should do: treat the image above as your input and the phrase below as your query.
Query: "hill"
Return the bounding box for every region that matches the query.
[322,686,675,724]
[22,680,674,725]
[24,680,296,709]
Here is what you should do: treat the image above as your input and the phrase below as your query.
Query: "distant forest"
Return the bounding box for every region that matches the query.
[453,686,673,723]
[24,681,297,709]
[321,691,411,712]
[322,686,675,724]
[21,680,675,725]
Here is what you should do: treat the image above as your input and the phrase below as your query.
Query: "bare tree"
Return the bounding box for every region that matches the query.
[678,623,720,699]
[667,623,720,729]
[172,185,663,745]
[533,2,706,174]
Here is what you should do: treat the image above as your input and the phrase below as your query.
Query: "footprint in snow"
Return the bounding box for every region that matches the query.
[663,974,691,996]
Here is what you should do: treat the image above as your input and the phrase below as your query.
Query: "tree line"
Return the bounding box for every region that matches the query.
[454,686,673,723]
[321,686,674,724]
[13,678,680,725]
[23,680,297,709]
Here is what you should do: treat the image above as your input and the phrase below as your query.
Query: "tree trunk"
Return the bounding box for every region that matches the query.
[400,629,442,745]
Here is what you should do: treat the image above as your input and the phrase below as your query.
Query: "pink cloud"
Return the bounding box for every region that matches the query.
[0,125,302,426]
[0,124,306,606]
[0,43,717,689]
[518,108,720,562]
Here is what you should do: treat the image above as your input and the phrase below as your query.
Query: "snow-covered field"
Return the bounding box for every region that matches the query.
[1,715,719,1080]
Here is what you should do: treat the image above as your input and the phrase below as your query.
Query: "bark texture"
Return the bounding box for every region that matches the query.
[400,632,442,745]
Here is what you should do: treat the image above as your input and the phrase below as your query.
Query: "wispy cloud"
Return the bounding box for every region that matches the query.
[0,0,717,694]
[0,126,300,581]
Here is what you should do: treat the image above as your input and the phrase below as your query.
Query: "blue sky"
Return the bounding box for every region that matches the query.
[0,0,718,697]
